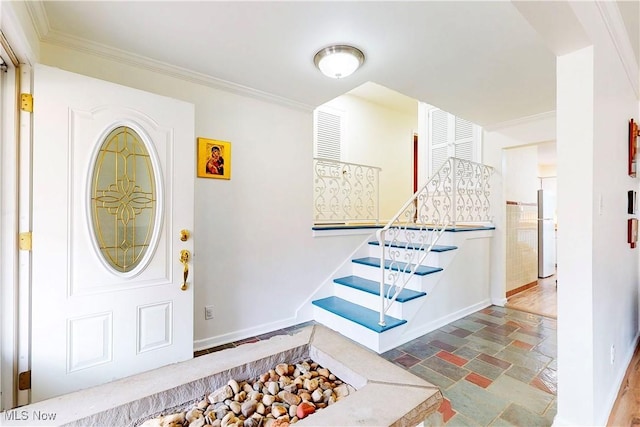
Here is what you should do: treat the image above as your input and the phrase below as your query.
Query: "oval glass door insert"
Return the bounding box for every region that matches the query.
[90,126,157,273]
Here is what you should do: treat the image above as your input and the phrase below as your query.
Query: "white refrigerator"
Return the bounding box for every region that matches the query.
[538,189,556,278]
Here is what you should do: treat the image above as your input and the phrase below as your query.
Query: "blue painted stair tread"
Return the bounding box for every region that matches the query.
[334,275,426,302]
[368,241,457,252]
[402,225,495,232]
[312,296,406,333]
[352,257,443,276]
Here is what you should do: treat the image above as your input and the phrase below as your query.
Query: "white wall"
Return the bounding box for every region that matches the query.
[321,94,417,221]
[39,43,371,348]
[554,3,640,425]
[504,145,539,203]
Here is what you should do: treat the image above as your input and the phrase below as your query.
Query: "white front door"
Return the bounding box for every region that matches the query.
[30,64,195,402]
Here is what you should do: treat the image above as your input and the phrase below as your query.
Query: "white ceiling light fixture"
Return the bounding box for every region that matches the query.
[314,45,365,79]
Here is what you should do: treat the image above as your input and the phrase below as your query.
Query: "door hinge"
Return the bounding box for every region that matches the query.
[18,370,31,390]
[19,231,32,251]
[20,93,33,112]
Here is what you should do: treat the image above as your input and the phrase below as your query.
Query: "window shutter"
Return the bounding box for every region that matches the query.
[453,116,474,162]
[314,108,343,161]
[429,109,450,173]
[425,106,481,176]
[431,146,450,173]
[454,141,474,160]
[454,116,473,140]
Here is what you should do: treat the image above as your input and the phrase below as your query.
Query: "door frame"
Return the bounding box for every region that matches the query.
[0,40,28,410]
[0,1,38,409]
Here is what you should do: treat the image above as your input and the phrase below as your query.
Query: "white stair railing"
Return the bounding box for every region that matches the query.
[376,158,494,326]
[313,158,381,224]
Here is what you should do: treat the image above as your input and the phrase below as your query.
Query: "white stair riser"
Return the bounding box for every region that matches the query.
[385,228,492,246]
[350,263,441,292]
[333,284,425,319]
[368,245,448,266]
[312,306,405,353]
[351,263,424,291]
[382,229,447,245]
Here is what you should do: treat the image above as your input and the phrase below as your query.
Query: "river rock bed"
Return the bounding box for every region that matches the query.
[140,359,355,427]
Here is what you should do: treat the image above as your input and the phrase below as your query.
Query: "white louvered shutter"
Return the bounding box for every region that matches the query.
[453,116,474,161]
[314,107,344,161]
[429,109,450,173]
[426,107,481,176]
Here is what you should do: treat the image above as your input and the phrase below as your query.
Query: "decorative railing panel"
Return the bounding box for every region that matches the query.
[376,158,493,325]
[313,158,381,224]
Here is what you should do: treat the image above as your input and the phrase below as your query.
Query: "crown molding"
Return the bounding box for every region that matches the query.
[596,1,639,98]
[24,2,313,113]
[483,110,556,132]
[24,0,50,40]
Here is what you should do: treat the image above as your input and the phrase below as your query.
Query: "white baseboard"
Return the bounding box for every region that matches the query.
[599,330,640,426]
[192,315,309,352]
[551,415,573,426]
[552,331,640,426]
[396,299,492,347]
[491,297,508,306]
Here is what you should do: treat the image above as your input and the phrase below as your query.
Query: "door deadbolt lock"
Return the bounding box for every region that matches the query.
[180,229,190,242]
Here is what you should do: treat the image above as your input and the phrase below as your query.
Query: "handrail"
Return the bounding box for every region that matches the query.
[375,157,494,326]
[313,158,381,224]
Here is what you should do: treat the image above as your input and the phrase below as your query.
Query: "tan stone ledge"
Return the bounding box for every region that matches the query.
[0,325,442,427]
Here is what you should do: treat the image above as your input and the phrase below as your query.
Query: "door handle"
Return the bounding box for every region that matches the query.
[180,250,190,291]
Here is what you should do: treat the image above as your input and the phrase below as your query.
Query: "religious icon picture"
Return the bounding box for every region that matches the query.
[197,138,231,180]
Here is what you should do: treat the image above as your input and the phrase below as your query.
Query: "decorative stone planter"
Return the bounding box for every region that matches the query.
[2,325,442,426]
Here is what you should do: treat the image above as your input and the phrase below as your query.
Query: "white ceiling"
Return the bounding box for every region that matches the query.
[27,1,618,127]
[346,82,417,115]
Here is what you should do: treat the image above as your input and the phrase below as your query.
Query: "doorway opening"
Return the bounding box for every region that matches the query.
[503,142,557,319]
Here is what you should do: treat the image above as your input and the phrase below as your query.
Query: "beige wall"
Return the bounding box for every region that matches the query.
[505,203,538,292]
[321,94,417,221]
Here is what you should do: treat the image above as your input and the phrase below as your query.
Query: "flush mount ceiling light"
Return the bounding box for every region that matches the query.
[314,45,365,79]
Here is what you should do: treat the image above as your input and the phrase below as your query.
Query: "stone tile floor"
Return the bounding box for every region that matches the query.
[195,306,557,426]
[382,306,557,426]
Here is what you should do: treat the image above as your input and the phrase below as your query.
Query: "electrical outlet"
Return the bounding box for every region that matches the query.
[611,345,615,365]
[205,306,214,320]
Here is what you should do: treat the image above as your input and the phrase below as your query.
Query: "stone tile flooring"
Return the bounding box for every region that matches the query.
[381,306,557,426]
[195,306,557,426]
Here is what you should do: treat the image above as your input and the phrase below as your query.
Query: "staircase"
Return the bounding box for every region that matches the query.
[310,157,496,354]
[312,228,461,353]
